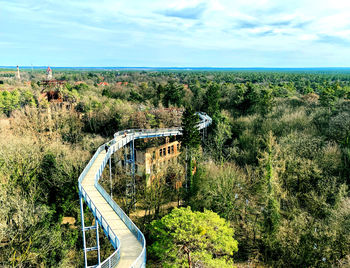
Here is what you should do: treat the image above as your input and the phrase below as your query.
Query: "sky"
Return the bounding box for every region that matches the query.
[1,0,350,67]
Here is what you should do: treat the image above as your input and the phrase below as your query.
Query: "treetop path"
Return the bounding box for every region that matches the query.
[78,112,212,268]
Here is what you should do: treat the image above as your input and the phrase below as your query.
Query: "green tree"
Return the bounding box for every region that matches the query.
[163,81,185,107]
[181,106,201,195]
[235,82,258,114]
[259,132,281,238]
[189,80,203,111]
[259,87,274,117]
[212,115,232,163]
[0,90,20,116]
[203,82,220,119]
[181,106,201,150]
[20,89,36,107]
[149,207,238,268]
[319,87,336,108]
[153,84,164,107]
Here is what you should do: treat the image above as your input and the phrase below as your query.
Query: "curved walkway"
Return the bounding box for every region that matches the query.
[78,112,212,268]
[81,148,142,267]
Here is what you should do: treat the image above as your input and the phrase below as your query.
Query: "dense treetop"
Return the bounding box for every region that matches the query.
[0,69,350,267]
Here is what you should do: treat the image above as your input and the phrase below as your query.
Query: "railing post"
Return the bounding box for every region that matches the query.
[109,157,112,198]
[124,140,127,172]
[96,219,101,265]
[80,194,88,268]
[131,137,135,178]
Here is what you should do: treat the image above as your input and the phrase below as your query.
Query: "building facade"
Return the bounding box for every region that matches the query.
[135,139,181,186]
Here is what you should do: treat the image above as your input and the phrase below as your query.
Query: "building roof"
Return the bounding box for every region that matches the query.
[98,82,109,86]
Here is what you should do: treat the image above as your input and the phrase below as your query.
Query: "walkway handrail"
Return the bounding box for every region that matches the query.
[80,187,121,250]
[78,112,212,268]
[78,144,104,184]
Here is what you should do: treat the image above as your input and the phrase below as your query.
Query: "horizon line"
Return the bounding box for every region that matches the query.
[1,66,350,69]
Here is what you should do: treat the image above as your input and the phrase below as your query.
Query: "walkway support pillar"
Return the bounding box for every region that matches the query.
[80,194,101,267]
[96,220,101,265]
[80,194,88,268]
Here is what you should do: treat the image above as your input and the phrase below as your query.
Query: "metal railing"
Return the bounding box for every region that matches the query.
[95,183,146,268]
[80,187,121,250]
[78,112,211,268]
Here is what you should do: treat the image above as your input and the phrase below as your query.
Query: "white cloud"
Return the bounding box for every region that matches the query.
[0,0,350,66]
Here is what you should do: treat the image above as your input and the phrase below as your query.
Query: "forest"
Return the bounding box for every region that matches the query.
[0,68,350,267]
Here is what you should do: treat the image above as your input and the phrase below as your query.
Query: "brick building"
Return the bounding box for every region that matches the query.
[135,138,181,186]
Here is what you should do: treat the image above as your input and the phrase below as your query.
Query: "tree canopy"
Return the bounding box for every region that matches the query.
[149,207,238,267]
[180,106,201,150]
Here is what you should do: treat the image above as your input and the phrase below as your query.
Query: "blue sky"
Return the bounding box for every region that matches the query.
[1,0,350,67]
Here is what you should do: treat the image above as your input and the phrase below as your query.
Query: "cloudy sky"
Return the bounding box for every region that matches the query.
[1,0,350,67]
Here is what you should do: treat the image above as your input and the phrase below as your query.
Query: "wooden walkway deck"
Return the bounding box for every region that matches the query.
[81,149,142,268]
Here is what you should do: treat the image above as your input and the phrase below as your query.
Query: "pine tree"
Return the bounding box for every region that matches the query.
[259,87,274,117]
[261,132,281,237]
[258,132,284,262]
[181,106,201,197]
[163,81,185,107]
[203,82,220,119]
[149,207,238,267]
[181,106,201,150]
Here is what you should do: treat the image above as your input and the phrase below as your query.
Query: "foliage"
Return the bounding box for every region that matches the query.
[163,81,185,107]
[203,82,220,119]
[258,132,282,238]
[149,207,238,267]
[319,87,337,108]
[258,87,274,116]
[1,68,350,267]
[180,106,201,150]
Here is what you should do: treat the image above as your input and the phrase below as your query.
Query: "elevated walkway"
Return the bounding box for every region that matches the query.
[81,149,142,267]
[78,112,212,268]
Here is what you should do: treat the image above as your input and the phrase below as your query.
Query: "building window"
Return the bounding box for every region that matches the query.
[171,145,174,154]
[159,149,162,157]
[168,146,171,154]
[163,148,166,156]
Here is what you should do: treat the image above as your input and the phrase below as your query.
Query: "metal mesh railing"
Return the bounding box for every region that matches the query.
[100,249,121,268]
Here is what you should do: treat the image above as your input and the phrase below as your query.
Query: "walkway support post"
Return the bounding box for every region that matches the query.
[131,137,136,209]
[96,220,101,265]
[124,145,127,171]
[80,194,88,268]
[80,193,101,267]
